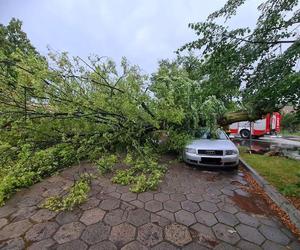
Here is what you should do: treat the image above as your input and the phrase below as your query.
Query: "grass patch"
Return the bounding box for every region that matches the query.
[280,130,300,137]
[240,147,300,197]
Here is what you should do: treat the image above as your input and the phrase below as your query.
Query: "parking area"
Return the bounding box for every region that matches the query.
[0,160,299,250]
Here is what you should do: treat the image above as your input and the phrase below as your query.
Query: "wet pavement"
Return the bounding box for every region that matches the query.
[0,161,300,250]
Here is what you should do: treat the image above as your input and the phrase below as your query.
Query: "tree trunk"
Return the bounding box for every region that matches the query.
[219,110,262,126]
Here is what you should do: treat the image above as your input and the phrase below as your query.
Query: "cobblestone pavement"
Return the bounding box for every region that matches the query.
[0,160,300,250]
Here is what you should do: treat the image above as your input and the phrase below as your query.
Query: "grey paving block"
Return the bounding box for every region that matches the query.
[195,210,218,226]
[236,224,265,245]
[212,223,240,245]
[259,224,290,245]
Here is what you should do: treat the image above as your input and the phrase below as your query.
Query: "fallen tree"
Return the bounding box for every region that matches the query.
[0,0,299,205]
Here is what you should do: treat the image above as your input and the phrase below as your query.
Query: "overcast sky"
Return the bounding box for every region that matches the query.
[0,0,262,73]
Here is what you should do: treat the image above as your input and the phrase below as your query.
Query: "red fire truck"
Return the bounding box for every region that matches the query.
[229,112,281,138]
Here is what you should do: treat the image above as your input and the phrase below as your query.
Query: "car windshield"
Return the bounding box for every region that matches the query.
[195,129,228,140]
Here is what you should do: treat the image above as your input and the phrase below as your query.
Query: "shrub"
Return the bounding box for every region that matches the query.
[281,112,300,133]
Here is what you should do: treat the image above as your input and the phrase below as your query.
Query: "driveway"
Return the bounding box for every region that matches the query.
[0,160,299,250]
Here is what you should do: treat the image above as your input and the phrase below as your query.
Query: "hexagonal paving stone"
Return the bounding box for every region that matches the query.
[81,222,110,244]
[0,219,32,241]
[164,223,192,247]
[262,240,286,250]
[151,214,172,227]
[80,197,100,210]
[145,200,163,212]
[104,209,126,226]
[195,210,218,226]
[191,223,218,248]
[110,192,121,199]
[202,194,221,204]
[130,200,144,208]
[89,241,117,250]
[109,223,136,248]
[259,216,280,228]
[154,193,170,202]
[163,200,181,212]
[102,185,117,194]
[199,201,219,213]
[157,210,175,221]
[0,206,16,219]
[80,208,105,225]
[170,193,186,202]
[53,222,85,244]
[56,209,82,225]
[236,212,260,228]
[10,206,37,222]
[137,192,153,202]
[127,208,150,226]
[0,218,8,229]
[186,193,203,202]
[31,209,57,223]
[116,185,130,193]
[181,200,200,213]
[137,223,163,247]
[121,192,137,202]
[152,241,179,250]
[99,198,120,210]
[259,224,290,245]
[215,211,239,227]
[121,241,148,250]
[56,239,88,250]
[237,240,263,250]
[25,222,59,242]
[175,210,196,226]
[0,237,25,250]
[217,202,238,214]
[17,195,43,207]
[214,242,237,250]
[236,224,265,245]
[121,202,135,211]
[183,242,212,250]
[212,223,240,245]
[28,239,55,250]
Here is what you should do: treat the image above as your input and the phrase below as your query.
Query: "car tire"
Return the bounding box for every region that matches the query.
[240,129,250,139]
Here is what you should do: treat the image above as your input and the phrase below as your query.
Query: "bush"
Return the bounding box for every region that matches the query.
[281,112,300,133]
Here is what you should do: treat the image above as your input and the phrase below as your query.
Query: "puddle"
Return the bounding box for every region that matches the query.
[231,192,271,215]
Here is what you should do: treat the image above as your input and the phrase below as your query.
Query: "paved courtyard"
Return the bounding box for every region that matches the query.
[0,160,299,250]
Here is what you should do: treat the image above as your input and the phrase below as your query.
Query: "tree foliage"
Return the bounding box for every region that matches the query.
[179,0,300,117]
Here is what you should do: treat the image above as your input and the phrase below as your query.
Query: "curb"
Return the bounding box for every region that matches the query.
[239,158,300,230]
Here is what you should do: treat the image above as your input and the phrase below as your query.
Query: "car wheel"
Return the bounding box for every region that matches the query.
[240,129,250,139]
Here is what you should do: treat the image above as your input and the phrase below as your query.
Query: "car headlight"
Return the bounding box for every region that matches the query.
[225,150,238,155]
[185,148,197,154]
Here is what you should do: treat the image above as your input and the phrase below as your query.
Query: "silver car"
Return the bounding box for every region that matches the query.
[183,129,239,168]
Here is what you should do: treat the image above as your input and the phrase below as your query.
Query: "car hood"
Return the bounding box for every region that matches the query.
[186,139,237,151]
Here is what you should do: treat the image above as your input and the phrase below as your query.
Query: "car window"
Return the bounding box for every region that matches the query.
[195,129,228,140]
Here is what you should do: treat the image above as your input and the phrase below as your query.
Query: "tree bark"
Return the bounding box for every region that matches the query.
[218,110,262,126]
